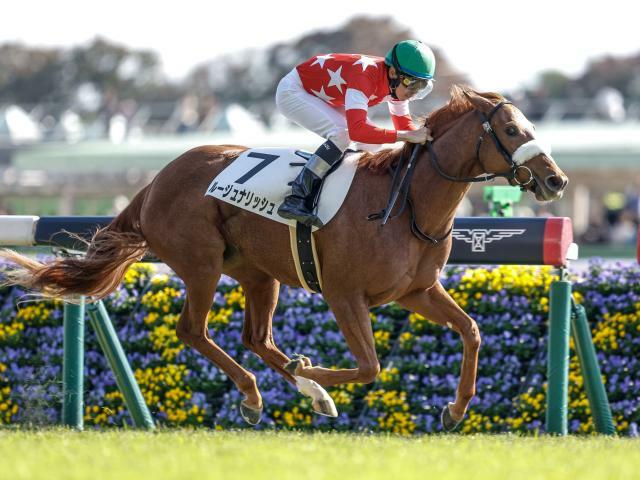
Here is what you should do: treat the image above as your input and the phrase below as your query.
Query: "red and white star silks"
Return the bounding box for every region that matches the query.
[295,53,418,144]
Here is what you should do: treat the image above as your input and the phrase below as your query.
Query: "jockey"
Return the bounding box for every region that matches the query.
[276,39,435,228]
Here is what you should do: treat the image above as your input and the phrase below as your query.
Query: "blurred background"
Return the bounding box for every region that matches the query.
[1,2,639,258]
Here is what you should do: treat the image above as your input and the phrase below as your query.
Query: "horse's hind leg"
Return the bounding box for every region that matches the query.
[240,275,294,383]
[174,260,264,425]
[140,173,263,423]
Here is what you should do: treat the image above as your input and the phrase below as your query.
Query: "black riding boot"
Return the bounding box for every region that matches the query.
[278,139,344,228]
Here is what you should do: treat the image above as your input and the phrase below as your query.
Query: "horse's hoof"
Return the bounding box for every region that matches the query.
[294,375,338,418]
[441,403,463,432]
[240,400,263,426]
[312,398,338,418]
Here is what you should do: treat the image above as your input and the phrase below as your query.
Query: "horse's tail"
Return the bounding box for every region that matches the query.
[0,185,150,300]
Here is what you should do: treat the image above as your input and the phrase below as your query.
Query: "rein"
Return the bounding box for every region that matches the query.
[367,144,451,245]
[369,101,534,245]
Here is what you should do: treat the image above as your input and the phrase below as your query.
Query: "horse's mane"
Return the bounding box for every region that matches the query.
[358,85,506,173]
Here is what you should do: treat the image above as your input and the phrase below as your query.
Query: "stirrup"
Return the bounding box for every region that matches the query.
[277,204,323,228]
[294,213,323,229]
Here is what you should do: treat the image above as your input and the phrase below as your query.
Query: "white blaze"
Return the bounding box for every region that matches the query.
[510,107,552,165]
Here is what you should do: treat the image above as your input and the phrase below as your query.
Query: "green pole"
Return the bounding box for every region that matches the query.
[62,297,85,430]
[571,301,616,435]
[546,273,571,435]
[483,186,522,217]
[86,300,155,430]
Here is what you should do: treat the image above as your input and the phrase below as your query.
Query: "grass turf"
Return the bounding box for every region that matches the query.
[0,429,637,480]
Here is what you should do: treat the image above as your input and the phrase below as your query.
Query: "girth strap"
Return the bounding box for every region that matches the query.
[289,223,323,294]
[295,224,322,293]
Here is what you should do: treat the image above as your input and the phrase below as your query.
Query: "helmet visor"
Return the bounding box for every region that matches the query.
[401,75,434,100]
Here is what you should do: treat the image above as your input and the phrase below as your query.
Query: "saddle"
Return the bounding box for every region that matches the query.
[205,147,362,293]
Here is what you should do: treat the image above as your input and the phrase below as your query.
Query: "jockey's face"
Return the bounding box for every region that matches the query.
[388,67,407,100]
[395,83,412,101]
[388,67,432,101]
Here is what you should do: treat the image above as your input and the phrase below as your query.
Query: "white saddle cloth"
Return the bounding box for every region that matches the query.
[205,147,362,230]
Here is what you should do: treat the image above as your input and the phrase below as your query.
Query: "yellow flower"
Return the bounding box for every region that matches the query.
[408,313,430,332]
[224,288,245,310]
[130,364,204,426]
[149,323,184,361]
[208,308,233,326]
[0,321,24,342]
[365,389,415,434]
[329,390,352,406]
[123,263,156,286]
[378,367,399,384]
[141,287,183,313]
[374,330,391,350]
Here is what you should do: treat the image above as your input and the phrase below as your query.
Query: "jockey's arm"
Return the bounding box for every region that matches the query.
[388,100,419,131]
[344,89,428,144]
[345,108,397,144]
[344,88,397,144]
[387,99,431,143]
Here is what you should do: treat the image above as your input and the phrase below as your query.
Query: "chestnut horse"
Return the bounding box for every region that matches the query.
[1,86,568,430]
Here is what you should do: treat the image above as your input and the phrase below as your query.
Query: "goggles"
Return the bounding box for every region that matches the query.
[400,75,434,100]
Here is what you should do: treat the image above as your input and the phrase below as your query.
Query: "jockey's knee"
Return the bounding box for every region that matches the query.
[354,142,384,153]
[357,361,380,384]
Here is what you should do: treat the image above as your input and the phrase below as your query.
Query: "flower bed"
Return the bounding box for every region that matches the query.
[1,261,638,435]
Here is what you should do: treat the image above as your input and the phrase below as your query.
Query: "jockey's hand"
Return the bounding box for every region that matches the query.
[397,126,433,144]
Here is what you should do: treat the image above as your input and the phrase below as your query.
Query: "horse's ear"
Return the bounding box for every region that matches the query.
[462,88,495,114]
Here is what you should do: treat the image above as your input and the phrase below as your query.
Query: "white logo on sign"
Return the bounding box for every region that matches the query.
[452,229,526,252]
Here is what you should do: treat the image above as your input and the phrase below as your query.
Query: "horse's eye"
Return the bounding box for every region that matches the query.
[506,126,518,136]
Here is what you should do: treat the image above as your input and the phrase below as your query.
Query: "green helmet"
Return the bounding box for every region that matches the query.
[385,40,436,79]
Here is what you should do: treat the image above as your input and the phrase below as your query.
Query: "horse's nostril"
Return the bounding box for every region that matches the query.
[545,174,567,192]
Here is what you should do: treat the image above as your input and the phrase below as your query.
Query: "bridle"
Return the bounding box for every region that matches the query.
[370,101,548,244]
[428,101,534,188]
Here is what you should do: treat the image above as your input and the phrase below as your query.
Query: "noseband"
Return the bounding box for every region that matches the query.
[428,101,534,188]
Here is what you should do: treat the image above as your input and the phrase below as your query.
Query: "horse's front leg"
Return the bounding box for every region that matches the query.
[288,296,380,386]
[396,281,481,431]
